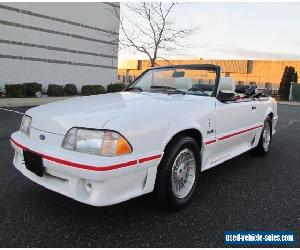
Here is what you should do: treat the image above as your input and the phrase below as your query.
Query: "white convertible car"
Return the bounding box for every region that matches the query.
[11,64,278,209]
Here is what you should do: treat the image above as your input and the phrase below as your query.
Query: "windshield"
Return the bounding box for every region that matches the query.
[128,66,218,96]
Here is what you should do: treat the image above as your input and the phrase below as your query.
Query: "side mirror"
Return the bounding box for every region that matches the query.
[218,90,236,103]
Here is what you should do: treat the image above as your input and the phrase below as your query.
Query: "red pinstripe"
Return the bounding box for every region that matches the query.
[205,124,263,145]
[11,138,161,172]
[205,139,217,145]
[12,124,262,169]
[139,154,162,163]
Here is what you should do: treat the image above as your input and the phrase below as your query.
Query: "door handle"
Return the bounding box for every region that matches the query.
[252,106,257,110]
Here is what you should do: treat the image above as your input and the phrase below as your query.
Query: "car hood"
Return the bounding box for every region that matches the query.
[27,92,208,135]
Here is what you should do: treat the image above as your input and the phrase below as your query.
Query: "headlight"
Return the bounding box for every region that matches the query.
[62,128,132,156]
[20,115,32,136]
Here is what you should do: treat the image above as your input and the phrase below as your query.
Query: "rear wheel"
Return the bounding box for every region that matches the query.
[252,116,272,155]
[154,136,200,210]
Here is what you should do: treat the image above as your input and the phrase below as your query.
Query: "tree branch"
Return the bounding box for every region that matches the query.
[115,3,198,66]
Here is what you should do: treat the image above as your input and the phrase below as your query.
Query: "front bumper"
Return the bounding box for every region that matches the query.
[11,131,162,206]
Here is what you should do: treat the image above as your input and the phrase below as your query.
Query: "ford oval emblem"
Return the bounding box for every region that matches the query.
[39,134,46,140]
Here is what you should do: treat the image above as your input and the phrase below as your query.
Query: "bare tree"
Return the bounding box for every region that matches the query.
[114,3,195,67]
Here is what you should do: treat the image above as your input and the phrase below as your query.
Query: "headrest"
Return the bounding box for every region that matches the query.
[219,77,235,92]
[175,77,192,90]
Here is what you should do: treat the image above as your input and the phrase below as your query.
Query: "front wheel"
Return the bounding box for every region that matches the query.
[154,136,201,210]
[252,116,272,155]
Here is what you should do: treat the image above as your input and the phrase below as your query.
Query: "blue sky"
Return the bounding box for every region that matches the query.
[119,2,300,60]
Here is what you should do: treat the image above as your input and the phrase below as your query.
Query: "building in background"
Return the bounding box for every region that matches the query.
[0,2,119,91]
[118,59,300,89]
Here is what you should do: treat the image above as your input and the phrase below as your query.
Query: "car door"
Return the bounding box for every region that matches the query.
[250,98,268,124]
[213,99,259,160]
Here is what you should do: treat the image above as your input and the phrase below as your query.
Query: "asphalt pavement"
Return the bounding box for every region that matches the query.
[0,104,299,247]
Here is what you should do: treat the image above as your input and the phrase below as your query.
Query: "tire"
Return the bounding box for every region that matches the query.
[154,135,201,210]
[251,116,272,155]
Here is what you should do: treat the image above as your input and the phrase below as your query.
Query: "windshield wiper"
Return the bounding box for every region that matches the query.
[126,86,143,92]
[151,86,186,95]
[167,90,186,95]
[151,85,177,90]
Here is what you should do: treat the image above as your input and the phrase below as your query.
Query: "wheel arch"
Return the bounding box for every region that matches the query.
[267,112,274,120]
[163,128,203,155]
[263,106,274,124]
[266,111,274,136]
[265,111,274,129]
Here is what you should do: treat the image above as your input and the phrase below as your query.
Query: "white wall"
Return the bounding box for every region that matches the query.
[0,2,120,92]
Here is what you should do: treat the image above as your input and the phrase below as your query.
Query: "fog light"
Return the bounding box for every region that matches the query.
[83,180,92,194]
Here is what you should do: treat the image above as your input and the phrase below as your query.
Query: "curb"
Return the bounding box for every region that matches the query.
[0,96,77,108]
[278,101,300,106]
